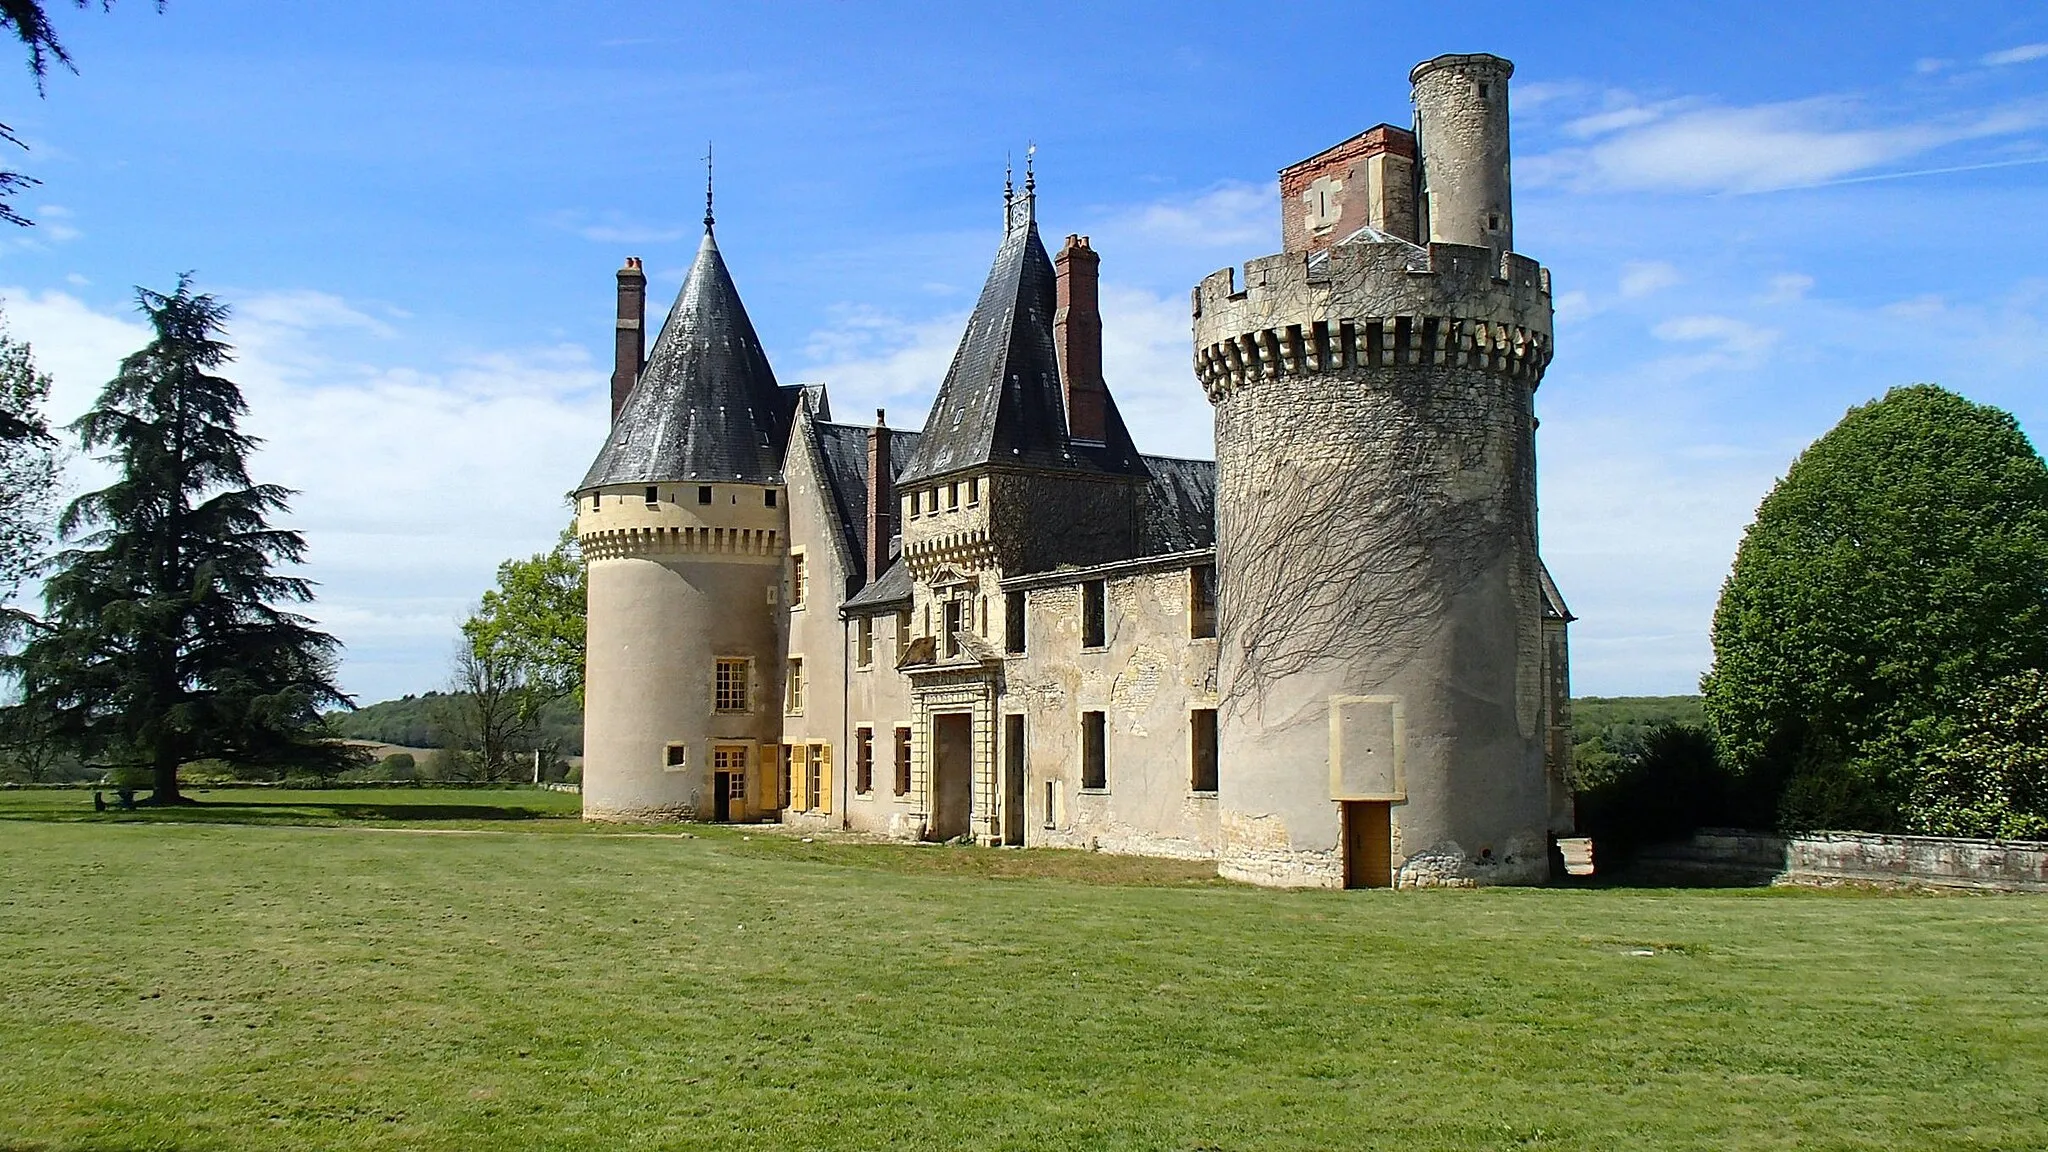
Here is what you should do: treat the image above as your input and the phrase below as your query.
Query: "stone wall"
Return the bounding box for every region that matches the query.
[1633,829,2048,892]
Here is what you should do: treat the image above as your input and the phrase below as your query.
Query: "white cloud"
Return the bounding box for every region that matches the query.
[547,209,693,245]
[1618,261,1682,299]
[1111,182,1269,250]
[0,284,605,703]
[1652,314,1781,357]
[1525,95,2048,194]
[1759,273,1814,303]
[1982,43,2048,67]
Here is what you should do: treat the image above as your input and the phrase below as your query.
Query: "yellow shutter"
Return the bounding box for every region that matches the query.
[820,743,833,814]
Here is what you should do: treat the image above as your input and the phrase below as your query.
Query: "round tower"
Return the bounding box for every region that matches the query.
[576,223,793,822]
[578,485,784,820]
[1191,53,1553,887]
[1412,53,1515,255]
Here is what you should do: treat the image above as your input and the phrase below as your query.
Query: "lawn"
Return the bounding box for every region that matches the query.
[1,791,2044,1151]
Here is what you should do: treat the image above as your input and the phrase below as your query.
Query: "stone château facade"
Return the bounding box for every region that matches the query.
[573,52,1574,887]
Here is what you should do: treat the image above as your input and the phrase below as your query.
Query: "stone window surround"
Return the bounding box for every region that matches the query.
[713,656,752,714]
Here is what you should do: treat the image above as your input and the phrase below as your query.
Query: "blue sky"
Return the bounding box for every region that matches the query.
[3,0,2045,704]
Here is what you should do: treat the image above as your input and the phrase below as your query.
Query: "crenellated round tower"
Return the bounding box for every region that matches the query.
[1192,52,1555,887]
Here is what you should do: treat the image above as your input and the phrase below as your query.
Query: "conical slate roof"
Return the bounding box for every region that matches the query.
[579,227,791,490]
[896,208,1148,485]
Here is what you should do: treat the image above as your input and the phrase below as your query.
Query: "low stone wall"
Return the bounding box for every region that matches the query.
[1631,829,2048,892]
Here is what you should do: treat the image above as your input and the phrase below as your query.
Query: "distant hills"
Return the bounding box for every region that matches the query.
[327,692,584,755]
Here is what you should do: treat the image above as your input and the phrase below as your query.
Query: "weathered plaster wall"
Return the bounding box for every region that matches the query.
[1005,564,1222,859]
[781,419,853,829]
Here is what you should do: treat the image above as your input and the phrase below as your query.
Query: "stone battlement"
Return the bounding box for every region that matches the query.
[1191,240,1553,396]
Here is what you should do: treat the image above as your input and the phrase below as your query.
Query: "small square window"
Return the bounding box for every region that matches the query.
[645,485,658,504]
[765,488,778,507]
[697,486,713,505]
[664,742,688,770]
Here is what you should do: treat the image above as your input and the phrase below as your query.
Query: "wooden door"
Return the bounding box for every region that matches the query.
[1342,801,1393,888]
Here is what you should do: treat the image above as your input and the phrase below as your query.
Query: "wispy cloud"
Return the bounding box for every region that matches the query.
[1618,261,1682,299]
[1110,181,1268,249]
[547,210,694,246]
[1982,43,2048,67]
[1525,92,2048,194]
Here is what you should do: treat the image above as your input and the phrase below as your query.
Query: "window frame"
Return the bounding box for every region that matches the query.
[855,726,874,795]
[714,658,751,714]
[1004,589,1026,654]
[893,725,912,796]
[785,656,805,715]
[857,616,874,669]
[1081,580,1107,649]
[1190,708,1219,793]
[1190,564,1218,639]
[1081,710,1108,791]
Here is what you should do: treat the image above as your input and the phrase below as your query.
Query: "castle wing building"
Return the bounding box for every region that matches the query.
[574,51,1576,887]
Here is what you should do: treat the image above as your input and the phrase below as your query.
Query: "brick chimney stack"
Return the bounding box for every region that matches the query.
[1054,234,1107,444]
[865,408,892,583]
[611,256,647,423]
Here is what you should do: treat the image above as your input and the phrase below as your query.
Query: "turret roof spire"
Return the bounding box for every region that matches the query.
[578,227,791,489]
[895,191,1146,486]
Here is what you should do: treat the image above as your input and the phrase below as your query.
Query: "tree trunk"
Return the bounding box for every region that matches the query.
[150,747,184,804]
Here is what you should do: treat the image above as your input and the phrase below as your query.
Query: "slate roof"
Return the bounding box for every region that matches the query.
[578,227,792,490]
[1138,454,1217,554]
[842,554,914,613]
[1540,561,1574,622]
[896,208,1150,485]
[812,420,922,589]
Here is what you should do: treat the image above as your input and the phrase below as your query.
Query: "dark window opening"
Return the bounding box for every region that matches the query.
[1004,589,1026,654]
[644,485,658,504]
[1081,580,1106,648]
[943,600,962,658]
[765,488,778,507]
[1478,82,1491,99]
[894,726,912,795]
[1044,780,1056,828]
[697,485,713,505]
[1191,709,1219,792]
[664,743,687,768]
[1081,710,1107,790]
[1488,213,1501,231]
[1190,565,1217,639]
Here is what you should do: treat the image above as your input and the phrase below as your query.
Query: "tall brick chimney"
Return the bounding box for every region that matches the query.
[865,408,892,583]
[611,256,647,422]
[1054,234,1107,444]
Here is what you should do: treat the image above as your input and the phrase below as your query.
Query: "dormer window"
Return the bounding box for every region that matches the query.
[697,486,713,505]
[645,485,658,505]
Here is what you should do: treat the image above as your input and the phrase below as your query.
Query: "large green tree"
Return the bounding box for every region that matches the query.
[1702,384,2048,831]
[1,277,350,799]
[0,305,58,616]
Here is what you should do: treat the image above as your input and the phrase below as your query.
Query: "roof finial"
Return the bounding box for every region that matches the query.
[704,141,715,232]
[1024,142,1037,225]
[1003,152,1014,229]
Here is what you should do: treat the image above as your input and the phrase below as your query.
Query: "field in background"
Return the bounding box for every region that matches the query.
[2,790,2044,1151]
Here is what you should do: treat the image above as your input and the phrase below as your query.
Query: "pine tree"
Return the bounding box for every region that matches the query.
[2,276,350,799]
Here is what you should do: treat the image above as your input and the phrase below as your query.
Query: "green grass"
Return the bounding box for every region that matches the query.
[2,791,2045,1150]
[0,786,584,828]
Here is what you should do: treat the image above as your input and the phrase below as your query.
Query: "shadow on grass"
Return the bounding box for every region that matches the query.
[0,793,580,826]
